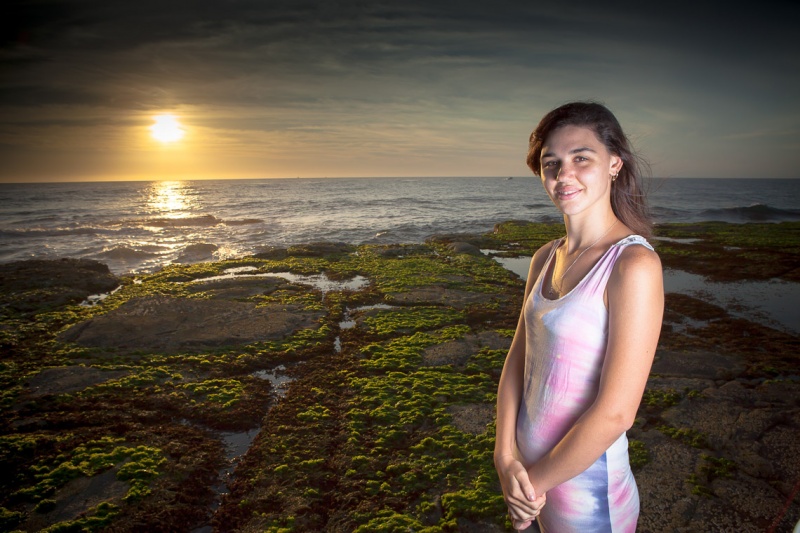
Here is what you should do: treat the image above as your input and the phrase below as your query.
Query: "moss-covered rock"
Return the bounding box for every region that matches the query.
[0,224,797,532]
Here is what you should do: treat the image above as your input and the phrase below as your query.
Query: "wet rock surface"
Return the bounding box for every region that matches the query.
[24,467,129,532]
[59,295,324,352]
[389,286,498,309]
[631,347,800,532]
[447,403,495,435]
[25,366,131,397]
[422,331,511,368]
[0,258,119,315]
[1,223,798,532]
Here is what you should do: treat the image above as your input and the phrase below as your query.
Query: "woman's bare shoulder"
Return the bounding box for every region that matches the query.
[617,241,662,268]
[610,241,663,291]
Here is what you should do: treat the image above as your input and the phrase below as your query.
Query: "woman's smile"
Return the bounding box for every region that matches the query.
[554,185,582,201]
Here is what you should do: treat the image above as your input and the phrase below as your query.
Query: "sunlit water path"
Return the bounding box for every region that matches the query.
[1,177,798,274]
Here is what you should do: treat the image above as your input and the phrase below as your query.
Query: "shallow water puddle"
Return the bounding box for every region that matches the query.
[335,304,397,352]
[252,364,293,398]
[653,236,703,244]
[221,428,260,463]
[488,254,799,335]
[193,267,369,293]
[223,266,260,274]
[492,256,533,280]
[79,285,123,307]
[339,303,396,330]
[194,366,293,531]
[663,269,800,334]
[482,249,532,280]
[665,314,713,335]
[189,428,260,533]
[271,272,369,293]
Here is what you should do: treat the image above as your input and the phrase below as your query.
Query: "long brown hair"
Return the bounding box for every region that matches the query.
[526,102,652,238]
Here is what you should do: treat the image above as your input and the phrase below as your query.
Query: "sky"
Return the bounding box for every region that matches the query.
[1,0,799,182]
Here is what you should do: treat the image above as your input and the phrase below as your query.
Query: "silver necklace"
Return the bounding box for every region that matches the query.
[550,219,618,297]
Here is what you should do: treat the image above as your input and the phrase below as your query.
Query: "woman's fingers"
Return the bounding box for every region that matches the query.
[531,491,546,510]
[509,507,539,521]
[509,505,539,530]
[507,497,541,522]
[508,498,540,516]
[512,517,533,531]
[504,462,540,510]
[498,455,546,527]
[513,466,537,503]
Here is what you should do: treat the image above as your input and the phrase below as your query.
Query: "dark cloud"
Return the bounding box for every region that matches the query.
[0,0,798,180]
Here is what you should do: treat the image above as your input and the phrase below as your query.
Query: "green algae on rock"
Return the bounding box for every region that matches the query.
[654,221,800,281]
[0,220,798,532]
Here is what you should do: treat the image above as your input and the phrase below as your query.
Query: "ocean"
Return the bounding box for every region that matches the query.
[1,177,798,275]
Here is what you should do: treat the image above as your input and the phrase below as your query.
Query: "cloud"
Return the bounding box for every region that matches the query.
[1,0,799,180]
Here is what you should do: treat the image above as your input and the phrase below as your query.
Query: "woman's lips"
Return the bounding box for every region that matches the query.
[555,187,580,200]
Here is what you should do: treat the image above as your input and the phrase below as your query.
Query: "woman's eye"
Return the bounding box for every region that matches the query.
[575,156,587,162]
[543,160,557,168]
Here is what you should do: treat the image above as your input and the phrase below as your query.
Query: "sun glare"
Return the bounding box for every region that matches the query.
[147,181,195,214]
[150,114,185,143]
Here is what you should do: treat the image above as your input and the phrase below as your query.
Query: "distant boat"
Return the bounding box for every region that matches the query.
[506,177,513,180]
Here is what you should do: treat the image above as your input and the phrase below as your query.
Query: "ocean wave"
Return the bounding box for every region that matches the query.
[96,247,159,260]
[533,213,564,224]
[225,218,264,226]
[122,215,264,228]
[0,227,129,238]
[3,177,798,277]
[10,214,61,223]
[697,204,800,223]
[175,243,219,263]
[651,206,690,222]
[142,215,224,228]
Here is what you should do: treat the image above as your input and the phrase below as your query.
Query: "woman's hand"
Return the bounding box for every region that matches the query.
[495,454,546,530]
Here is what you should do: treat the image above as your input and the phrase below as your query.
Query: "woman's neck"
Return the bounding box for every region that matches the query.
[562,211,619,253]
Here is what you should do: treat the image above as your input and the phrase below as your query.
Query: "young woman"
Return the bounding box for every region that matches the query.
[494,102,664,532]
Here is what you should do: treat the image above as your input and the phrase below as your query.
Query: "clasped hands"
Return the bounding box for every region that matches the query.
[495,454,546,531]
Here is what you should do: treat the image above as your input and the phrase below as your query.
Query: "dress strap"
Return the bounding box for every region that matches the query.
[535,238,564,290]
[615,234,654,252]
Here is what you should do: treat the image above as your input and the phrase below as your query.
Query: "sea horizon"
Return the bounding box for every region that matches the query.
[2,176,799,276]
[1,175,799,185]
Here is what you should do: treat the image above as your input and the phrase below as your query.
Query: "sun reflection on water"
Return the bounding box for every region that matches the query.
[146,181,197,215]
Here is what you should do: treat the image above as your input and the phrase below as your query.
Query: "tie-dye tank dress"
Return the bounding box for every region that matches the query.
[516,235,653,533]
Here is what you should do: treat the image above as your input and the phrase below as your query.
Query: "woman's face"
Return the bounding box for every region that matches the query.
[539,125,622,218]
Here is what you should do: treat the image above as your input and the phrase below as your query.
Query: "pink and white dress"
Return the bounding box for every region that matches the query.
[516,235,653,533]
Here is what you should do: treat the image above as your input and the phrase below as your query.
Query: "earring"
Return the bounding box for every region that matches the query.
[611,172,618,182]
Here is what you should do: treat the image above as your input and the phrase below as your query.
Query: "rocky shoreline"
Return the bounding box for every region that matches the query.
[0,221,798,532]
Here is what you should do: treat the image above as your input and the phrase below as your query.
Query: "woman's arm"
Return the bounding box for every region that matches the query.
[526,244,663,494]
[495,243,554,526]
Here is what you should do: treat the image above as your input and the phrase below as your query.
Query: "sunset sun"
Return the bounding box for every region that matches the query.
[150,114,185,143]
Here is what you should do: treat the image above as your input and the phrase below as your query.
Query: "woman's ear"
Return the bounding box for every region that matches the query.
[610,155,623,176]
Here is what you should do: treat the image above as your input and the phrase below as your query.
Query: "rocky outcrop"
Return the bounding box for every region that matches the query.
[632,349,800,532]
[422,331,511,368]
[0,258,119,315]
[25,366,130,397]
[388,286,497,310]
[59,295,324,352]
[3,225,798,532]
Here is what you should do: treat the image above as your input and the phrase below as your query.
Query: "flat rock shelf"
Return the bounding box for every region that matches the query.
[0,221,798,532]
